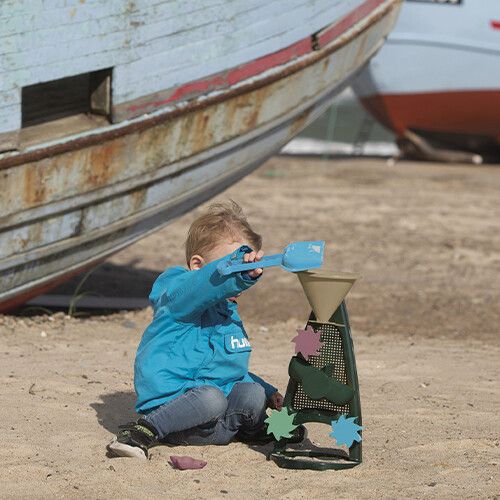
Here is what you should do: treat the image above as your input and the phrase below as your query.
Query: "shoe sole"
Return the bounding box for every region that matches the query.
[107,437,147,460]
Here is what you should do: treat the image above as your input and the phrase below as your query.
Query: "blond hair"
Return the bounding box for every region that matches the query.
[185,201,262,264]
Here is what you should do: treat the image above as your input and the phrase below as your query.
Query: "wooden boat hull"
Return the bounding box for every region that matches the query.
[0,0,401,310]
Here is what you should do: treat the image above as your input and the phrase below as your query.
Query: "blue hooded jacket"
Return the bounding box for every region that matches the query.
[134,246,277,413]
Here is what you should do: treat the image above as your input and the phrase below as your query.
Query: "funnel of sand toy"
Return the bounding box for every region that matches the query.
[217,241,325,276]
[297,270,358,323]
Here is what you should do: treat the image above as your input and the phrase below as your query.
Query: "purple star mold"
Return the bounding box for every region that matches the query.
[291,325,324,360]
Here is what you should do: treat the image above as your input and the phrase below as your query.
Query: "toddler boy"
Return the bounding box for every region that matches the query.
[108,201,304,459]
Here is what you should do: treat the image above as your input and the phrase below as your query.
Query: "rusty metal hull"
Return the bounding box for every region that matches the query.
[0,0,401,310]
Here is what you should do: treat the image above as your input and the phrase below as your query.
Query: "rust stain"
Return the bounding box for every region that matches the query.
[16,70,306,213]
[192,111,211,153]
[244,106,260,130]
[41,152,76,203]
[87,139,122,188]
[227,86,268,133]
[225,94,243,128]
[224,93,258,132]
[290,108,312,137]
[23,164,47,205]
[135,124,163,169]
[132,187,147,211]
[243,93,261,130]
[178,113,196,158]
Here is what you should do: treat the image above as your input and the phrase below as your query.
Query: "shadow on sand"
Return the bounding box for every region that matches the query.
[15,262,161,317]
[90,390,291,460]
[53,261,160,299]
[90,390,138,434]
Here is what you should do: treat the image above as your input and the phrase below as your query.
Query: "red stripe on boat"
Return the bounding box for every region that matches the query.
[316,0,387,48]
[128,38,312,113]
[226,38,311,86]
[491,20,500,30]
[128,0,381,114]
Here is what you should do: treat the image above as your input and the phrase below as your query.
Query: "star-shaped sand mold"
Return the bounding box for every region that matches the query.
[291,325,324,360]
[329,414,363,448]
[264,408,298,440]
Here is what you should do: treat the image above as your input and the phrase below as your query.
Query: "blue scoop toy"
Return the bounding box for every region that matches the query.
[217,241,325,276]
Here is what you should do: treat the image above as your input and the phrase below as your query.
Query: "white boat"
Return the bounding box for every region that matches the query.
[352,0,500,159]
[0,0,401,310]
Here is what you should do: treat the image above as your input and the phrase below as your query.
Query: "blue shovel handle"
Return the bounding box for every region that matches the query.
[217,254,283,276]
[217,240,325,276]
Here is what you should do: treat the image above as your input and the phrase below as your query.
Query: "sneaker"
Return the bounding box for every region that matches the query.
[107,419,158,459]
[236,424,307,446]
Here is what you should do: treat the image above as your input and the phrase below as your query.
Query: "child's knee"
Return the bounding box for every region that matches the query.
[194,386,228,420]
[237,383,266,413]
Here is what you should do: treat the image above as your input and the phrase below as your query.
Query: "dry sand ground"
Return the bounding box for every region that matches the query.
[1,157,499,499]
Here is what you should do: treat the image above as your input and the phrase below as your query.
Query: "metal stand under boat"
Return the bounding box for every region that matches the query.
[397,130,483,165]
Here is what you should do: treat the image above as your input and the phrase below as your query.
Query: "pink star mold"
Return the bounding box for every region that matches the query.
[291,325,324,360]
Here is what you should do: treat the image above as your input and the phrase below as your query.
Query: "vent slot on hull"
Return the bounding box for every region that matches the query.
[21,69,112,128]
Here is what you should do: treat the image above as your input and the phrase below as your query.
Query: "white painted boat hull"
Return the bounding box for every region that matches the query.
[0,0,401,309]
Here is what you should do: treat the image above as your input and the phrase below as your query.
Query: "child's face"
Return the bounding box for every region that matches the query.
[189,239,251,303]
[205,240,250,264]
[188,238,250,271]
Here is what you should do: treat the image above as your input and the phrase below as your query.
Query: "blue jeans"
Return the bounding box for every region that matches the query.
[143,382,267,445]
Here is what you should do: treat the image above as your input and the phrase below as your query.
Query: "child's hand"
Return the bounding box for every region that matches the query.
[268,391,284,410]
[244,250,264,279]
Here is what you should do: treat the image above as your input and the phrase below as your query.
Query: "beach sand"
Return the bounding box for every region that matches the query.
[1,157,499,498]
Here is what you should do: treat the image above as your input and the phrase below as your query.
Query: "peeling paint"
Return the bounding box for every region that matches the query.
[0,0,402,307]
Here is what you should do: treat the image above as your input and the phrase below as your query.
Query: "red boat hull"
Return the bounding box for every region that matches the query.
[360,90,500,152]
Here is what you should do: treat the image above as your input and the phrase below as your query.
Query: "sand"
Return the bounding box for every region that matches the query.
[1,157,499,499]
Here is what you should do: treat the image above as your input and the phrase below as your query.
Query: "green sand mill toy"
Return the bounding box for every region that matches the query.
[268,270,363,471]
